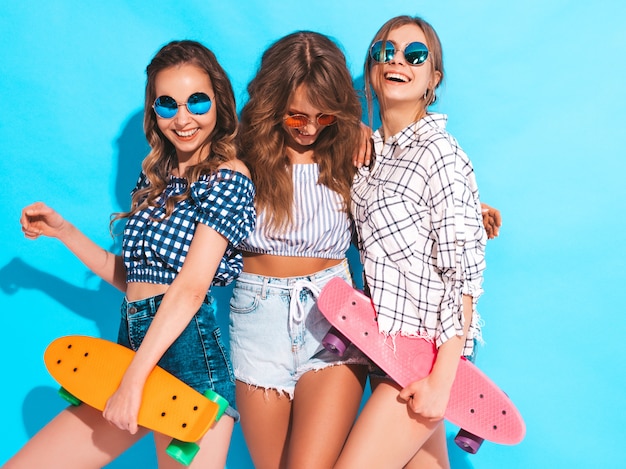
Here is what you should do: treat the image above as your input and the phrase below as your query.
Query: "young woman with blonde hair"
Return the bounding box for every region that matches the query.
[336,16,488,468]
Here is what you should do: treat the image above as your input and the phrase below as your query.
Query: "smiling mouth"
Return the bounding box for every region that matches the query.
[384,72,409,83]
[175,128,199,138]
[297,128,316,137]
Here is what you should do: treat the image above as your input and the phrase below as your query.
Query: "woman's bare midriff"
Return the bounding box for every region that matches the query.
[126,282,169,302]
[243,253,343,278]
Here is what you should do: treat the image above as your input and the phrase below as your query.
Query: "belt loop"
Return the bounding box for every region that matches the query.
[261,277,269,300]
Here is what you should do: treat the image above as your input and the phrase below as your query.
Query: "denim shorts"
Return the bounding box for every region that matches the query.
[117,293,238,421]
[229,259,370,398]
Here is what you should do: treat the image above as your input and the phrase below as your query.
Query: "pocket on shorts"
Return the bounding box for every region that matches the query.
[229,285,259,314]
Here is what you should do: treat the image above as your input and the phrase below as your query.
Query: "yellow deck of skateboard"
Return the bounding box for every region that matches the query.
[44,335,220,442]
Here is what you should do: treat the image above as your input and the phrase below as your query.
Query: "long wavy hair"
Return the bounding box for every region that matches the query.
[113,40,238,225]
[238,31,362,232]
[364,16,445,126]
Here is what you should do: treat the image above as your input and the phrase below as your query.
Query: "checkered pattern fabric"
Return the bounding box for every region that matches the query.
[351,113,486,355]
[123,169,256,287]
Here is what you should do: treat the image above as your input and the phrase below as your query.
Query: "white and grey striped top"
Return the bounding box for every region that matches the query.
[240,164,351,259]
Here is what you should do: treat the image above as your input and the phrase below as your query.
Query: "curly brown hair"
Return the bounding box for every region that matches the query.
[238,31,362,232]
[113,40,238,226]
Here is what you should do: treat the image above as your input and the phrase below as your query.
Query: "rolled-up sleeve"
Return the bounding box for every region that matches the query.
[429,138,486,352]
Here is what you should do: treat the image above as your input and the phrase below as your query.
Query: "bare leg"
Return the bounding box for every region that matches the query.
[236,380,292,469]
[335,379,443,469]
[154,414,234,469]
[403,421,449,469]
[287,364,367,469]
[4,404,148,469]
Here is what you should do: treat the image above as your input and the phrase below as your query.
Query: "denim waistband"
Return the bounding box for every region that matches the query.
[236,259,350,332]
[123,292,211,315]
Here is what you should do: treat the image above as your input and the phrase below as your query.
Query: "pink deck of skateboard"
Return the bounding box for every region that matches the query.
[317,278,525,448]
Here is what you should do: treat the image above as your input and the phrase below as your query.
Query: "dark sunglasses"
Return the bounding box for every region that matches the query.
[369,40,429,66]
[153,92,212,119]
[283,113,337,128]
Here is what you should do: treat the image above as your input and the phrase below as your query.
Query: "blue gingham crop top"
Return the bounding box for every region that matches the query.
[123,168,256,286]
[239,164,351,259]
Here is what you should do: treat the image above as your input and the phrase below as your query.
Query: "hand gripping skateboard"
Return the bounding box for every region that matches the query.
[44,335,229,466]
[317,278,525,453]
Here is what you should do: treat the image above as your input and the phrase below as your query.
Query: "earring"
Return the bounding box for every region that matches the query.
[423,89,429,100]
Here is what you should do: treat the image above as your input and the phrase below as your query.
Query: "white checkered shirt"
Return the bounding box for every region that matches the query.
[351,113,486,355]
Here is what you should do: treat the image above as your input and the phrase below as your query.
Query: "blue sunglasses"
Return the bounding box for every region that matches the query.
[369,40,429,66]
[153,92,212,119]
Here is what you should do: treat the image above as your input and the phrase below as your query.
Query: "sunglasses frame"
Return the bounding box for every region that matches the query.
[369,40,429,66]
[153,92,213,119]
[283,113,338,129]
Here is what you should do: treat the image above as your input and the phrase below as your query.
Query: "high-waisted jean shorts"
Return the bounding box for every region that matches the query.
[117,293,238,420]
[229,259,370,398]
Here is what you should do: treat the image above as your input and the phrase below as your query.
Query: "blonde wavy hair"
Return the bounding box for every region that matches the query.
[113,40,238,226]
[364,15,445,126]
[238,31,362,232]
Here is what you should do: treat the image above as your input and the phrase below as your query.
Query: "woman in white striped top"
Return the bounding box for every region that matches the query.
[228,31,372,469]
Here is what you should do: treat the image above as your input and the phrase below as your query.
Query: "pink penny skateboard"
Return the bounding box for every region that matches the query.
[317,278,525,453]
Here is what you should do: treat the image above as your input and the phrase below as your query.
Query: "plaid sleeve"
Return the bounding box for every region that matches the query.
[189,171,256,247]
[428,136,486,351]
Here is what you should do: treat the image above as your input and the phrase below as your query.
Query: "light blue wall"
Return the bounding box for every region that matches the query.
[1,1,624,467]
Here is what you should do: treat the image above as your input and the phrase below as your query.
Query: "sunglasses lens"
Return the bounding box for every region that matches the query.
[370,40,395,63]
[284,115,309,128]
[317,114,337,126]
[404,42,429,65]
[187,92,212,115]
[154,96,178,118]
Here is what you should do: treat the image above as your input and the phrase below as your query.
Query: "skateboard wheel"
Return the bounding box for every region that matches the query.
[57,386,81,406]
[166,439,200,466]
[454,428,484,454]
[203,389,229,421]
[322,328,350,357]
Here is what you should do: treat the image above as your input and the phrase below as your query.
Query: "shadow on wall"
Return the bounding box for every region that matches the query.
[114,111,150,212]
[0,111,149,343]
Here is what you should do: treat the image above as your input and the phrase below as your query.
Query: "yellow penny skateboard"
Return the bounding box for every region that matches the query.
[44,335,229,466]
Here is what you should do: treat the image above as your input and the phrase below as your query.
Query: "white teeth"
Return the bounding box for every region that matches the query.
[176,128,198,137]
[385,72,409,83]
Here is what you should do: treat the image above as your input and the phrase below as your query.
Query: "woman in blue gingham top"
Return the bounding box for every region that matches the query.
[125,169,254,285]
[14,41,254,468]
[336,17,488,469]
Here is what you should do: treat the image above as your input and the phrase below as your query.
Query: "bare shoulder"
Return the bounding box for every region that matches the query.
[218,159,251,179]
